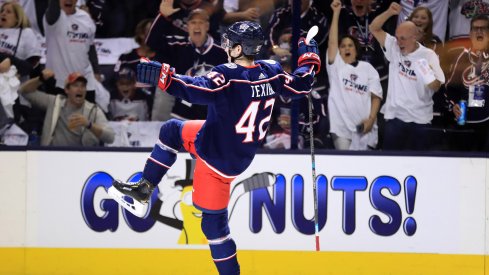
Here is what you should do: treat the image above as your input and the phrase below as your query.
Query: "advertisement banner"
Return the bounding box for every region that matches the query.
[0,151,26,247]
[12,151,485,255]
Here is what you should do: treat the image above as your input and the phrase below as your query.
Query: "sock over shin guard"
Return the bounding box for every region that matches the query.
[143,119,183,185]
[201,211,240,275]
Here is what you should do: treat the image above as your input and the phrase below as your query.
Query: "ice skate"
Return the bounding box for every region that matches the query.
[107,178,155,217]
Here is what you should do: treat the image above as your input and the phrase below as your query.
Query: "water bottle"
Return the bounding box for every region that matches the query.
[28,126,41,146]
[457,100,467,126]
[28,130,40,145]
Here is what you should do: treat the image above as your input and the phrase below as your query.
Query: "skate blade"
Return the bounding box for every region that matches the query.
[107,186,148,218]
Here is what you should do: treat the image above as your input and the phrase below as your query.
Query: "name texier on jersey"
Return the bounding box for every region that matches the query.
[165,60,314,177]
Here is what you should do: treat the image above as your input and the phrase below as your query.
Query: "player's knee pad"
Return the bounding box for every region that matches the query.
[201,211,230,240]
[158,119,184,150]
[201,211,239,275]
[143,119,183,185]
[151,118,183,165]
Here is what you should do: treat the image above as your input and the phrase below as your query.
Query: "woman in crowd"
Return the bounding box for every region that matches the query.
[0,1,44,143]
[407,6,443,53]
[0,1,42,77]
[326,0,382,150]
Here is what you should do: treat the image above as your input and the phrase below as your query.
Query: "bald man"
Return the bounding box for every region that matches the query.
[368,2,445,151]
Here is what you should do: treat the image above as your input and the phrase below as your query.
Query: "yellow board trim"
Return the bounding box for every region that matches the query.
[0,248,485,275]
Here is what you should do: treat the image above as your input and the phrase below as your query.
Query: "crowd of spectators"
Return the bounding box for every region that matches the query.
[0,0,489,153]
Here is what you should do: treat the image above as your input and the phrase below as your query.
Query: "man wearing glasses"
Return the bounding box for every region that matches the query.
[445,15,489,151]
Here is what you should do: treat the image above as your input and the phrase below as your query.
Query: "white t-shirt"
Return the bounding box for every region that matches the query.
[43,8,97,90]
[449,0,489,40]
[382,34,445,124]
[109,99,149,121]
[18,0,86,35]
[398,0,449,41]
[0,28,42,60]
[18,0,41,35]
[326,52,383,141]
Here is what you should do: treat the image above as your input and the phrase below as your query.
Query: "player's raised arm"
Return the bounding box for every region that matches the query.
[137,59,226,105]
[168,68,228,104]
[278,34,321,98]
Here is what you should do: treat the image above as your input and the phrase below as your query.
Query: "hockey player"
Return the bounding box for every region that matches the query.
[109,21,320,275]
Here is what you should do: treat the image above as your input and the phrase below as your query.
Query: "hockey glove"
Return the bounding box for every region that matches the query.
[137,58,174,91]
[298,38,321,74]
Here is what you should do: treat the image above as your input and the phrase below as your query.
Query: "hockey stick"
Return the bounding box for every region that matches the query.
[228,172,276,221]
[307,93,320,251]
[306,25,320,252]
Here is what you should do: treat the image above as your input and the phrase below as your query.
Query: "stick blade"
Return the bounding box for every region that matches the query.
[107,186,148,218]
[306,25,319,44]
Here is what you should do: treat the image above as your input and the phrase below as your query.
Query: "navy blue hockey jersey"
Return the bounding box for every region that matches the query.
[166,60,314,177]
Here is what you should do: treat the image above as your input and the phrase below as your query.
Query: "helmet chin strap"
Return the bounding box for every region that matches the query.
[230,53,245,63]
[229,45,244,63]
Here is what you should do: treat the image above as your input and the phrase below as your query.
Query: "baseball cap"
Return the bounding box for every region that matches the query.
[187,9,209,21]
[65,72,87,88]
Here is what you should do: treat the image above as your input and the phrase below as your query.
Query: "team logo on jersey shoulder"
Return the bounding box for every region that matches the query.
[404,60,411,68]
[239,23,250,31]
[224,63,238,69]
[186,62,214,77]
[350,74,358,81]
[262,60,277,65]
[71,24,79,31]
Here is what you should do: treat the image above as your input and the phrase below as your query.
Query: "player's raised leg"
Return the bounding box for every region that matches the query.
[109,119,184,216]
